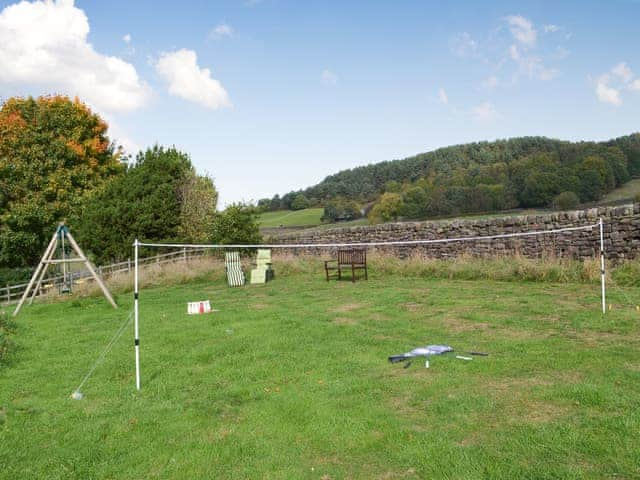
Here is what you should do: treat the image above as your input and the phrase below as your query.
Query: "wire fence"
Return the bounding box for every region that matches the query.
[1,248,208,306]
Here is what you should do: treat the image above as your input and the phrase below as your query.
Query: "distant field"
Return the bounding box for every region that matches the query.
[258,208,324,227]
[601,178,640,203]
[258,207,549,232]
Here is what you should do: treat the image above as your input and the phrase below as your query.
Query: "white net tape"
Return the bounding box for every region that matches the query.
[137,222,599,250]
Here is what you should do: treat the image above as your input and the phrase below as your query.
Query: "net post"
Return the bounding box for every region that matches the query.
[599,218,606,314]
[134,238,141,390]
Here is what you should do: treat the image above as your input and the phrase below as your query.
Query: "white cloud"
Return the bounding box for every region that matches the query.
[123,33,131,44]
[102,113,140,154]
[155,49,231,109]
[482,75,499,89]
[321,69,338,86]
[437,87,448,104]
[505,15,537,47]
[210,23,234,39]
[0,0,150,113]
[450,32,478,57]
[554,46,571,60]
[471,101,500,122]
[595,75,621,106]
[612,62,633,83]
[453,16,566,91]
[509,44,557,80]
[593,62,640,105]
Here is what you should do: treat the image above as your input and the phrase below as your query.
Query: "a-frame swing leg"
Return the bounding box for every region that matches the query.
[28,239,57,305]
[13,231,58,317]
[65,231,117,309]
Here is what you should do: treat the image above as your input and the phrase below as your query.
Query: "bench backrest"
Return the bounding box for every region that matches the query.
[337,248,366,265]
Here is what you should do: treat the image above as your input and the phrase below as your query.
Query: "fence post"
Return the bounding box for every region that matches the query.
[128,258,131,272]
[183,247,187,263]
[5,284,9,305]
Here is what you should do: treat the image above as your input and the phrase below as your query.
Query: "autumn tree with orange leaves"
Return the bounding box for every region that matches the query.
[0,95,123,268]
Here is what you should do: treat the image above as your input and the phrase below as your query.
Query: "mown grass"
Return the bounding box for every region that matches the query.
[1,260,640,479]
[0,312,16,367]
[258,208,325,227]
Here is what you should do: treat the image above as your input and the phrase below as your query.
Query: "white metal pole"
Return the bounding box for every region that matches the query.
[599,218,606,314]
[134,239,140,390]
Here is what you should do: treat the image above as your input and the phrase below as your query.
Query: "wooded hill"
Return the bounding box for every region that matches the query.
[262,134,640,221]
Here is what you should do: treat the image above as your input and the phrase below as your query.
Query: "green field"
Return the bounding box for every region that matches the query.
[258,208,325,227]
[1,266,640,479]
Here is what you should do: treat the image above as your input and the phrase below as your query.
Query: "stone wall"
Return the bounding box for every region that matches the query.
[267,204,640,261]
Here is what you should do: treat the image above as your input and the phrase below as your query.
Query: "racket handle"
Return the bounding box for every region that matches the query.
[388,355,409,363]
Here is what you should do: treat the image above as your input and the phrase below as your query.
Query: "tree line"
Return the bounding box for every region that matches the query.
[0,95,259,279]
[260,134,640,222]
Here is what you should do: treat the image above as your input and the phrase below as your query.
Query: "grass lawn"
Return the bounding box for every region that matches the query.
[258,208,325,227]
[1,269,640,479]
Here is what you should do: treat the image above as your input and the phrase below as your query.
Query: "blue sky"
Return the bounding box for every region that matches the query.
[0,0,639,206]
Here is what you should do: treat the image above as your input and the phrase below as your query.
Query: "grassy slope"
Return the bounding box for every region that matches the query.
[601,178,640,203]
[258,208,325,227]
[1,270,640,479]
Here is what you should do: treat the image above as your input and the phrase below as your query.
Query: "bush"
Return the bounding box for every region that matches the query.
[321,198,362,222]
[290,194,310,211]
[74,146,217,263]
[368,193,403,223]
[0,267,33,285]
[553,191,580,210]
[210,203,262,247]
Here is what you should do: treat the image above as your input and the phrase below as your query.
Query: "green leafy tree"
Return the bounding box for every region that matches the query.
[210,203,262,247]
[321,198,362,222]
[400,186,428,219]
[0,95,123,267]
[368,193,402,223]
[290,193,310,210]
[577,156,607,202]
[177,172,218,243]
[552,191,580,210]
[74,146,210,263]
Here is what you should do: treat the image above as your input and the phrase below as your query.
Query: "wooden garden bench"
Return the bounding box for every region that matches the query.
[324,248,368,282]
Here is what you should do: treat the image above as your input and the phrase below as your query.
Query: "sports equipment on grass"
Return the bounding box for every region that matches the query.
[389,345,454,368]
[13,223,117,316]
[389,345,488,368]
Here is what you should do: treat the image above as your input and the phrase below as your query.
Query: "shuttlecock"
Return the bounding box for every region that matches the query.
[71,391,83,400]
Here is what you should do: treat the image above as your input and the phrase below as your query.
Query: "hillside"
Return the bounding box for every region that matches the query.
[261,133,640,221]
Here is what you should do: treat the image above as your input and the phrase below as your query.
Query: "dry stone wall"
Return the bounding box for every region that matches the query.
[267,204,640,261]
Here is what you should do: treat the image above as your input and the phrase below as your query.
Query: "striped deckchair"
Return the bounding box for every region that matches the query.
[225,251,245,287]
